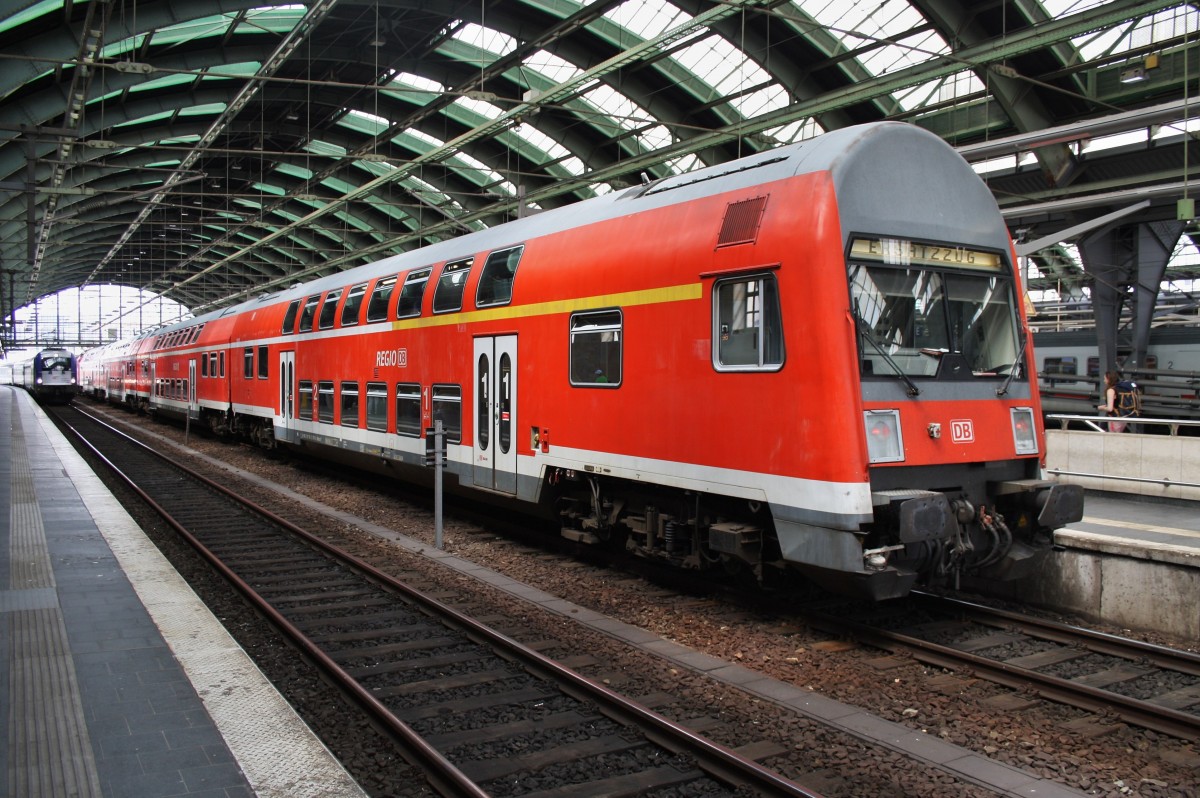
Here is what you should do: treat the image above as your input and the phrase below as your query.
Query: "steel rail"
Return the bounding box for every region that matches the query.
[801,602,1200,742]
[62,404,822,798]
[57,406,488,798]
[913,592,1200,677]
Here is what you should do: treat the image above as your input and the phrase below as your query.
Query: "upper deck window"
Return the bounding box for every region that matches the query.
[433,258,472,313]
[713,274,784,371]
[476,246,523,307]
[341,283,367,326]
[299,295,319,332]
[396,268,431,319]
[282,299,300,334]
[367,277,397,323]
[318,288,342,330]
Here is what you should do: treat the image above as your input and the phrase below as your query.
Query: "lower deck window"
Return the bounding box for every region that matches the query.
[431,384,461,443]
[366,383,388,431]
[396,383,421,436]
[341,382,359,427]
[298,380,313,419]
[317,381,334,423]
[714,273,784,370]
[570,310,622,386]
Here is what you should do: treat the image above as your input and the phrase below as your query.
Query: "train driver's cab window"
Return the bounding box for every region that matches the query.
[433,258,472,313]
[341,283,367,326]
[396,383,421,436]
[714,274,784,371]
[396,268,431,319]
[849,262,1018,379]
[318,288,342,330]
[476,246,523,307]
[431,385,462,443]
[367,276,397,323]
[569,310,622,387]
[299,295,320,332]
[340,382,359,427]
[317,381,335,423]
[282,299,301,334]
[258,346,269,379]
[298,380,314,419]
[365,383,388,432]
[243,347,254,379]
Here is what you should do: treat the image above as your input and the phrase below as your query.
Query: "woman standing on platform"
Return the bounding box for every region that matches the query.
[1098,371,1127,433]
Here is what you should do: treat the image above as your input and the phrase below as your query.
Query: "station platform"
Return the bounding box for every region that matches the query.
[0,386,365,798]
[978,488,1200,642]
[1061,491,1200,560]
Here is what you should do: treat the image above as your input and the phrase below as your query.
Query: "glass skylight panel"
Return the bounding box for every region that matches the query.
[764,117,823,145]
[115,110,174,128]
[101,33,147,60]
[730,84,789,121]
[662,153,702,174]
[276,163,314,180]
[393,127,443,154]
[521,51,583,86]
[148,14,235,47]
[801,0,963,112]
[127,72,196,94]
[249,182,284,196]
[638,124,673,153]
[0,0,58,35]
[452,96,503,124]
[602,0,687,41]
[179,103,226,117]
[235,6,306,35]
[580,84,646,134]
[1041,1,1195,60]
[392,71,444,93]
[353,160,396,180]
[385,72,444,104]
[306,139,347,158]
[672,33,765,100]
[205,62,263,80]
[507,125,583,175]
[447,150,506,187]
[334,211,372,232]
[452,22,518,58]
[321,176,356,195]
[339,109,389,136]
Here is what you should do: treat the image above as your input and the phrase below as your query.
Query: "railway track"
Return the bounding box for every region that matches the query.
[53,404,820,798]
[801,592,1200,741]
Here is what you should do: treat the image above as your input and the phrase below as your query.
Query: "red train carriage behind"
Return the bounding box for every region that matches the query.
[82,122,1082,600]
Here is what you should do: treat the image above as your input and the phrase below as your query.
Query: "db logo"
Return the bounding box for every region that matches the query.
[950,419,975,443]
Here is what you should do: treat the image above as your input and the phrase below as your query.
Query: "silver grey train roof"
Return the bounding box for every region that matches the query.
[157,122,1009,335]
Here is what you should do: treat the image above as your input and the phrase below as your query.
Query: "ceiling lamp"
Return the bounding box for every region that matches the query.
[1119,52,1160,84]
[1119,61,1147,84]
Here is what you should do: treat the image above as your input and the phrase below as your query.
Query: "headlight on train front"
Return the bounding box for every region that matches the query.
[864,410,904,463]
[1011,407,1038,455]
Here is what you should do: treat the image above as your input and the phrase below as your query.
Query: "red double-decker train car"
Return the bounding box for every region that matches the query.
[80,122,1082,599]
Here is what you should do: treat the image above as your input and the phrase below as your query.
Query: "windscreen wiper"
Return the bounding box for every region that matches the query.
[996,332,1028,397]
[852,309,920,396]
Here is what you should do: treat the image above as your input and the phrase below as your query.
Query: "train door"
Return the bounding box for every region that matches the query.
[472,335,517,494]
[278,350,295,438]
[149,361,156,406]
[188,359,198,418]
